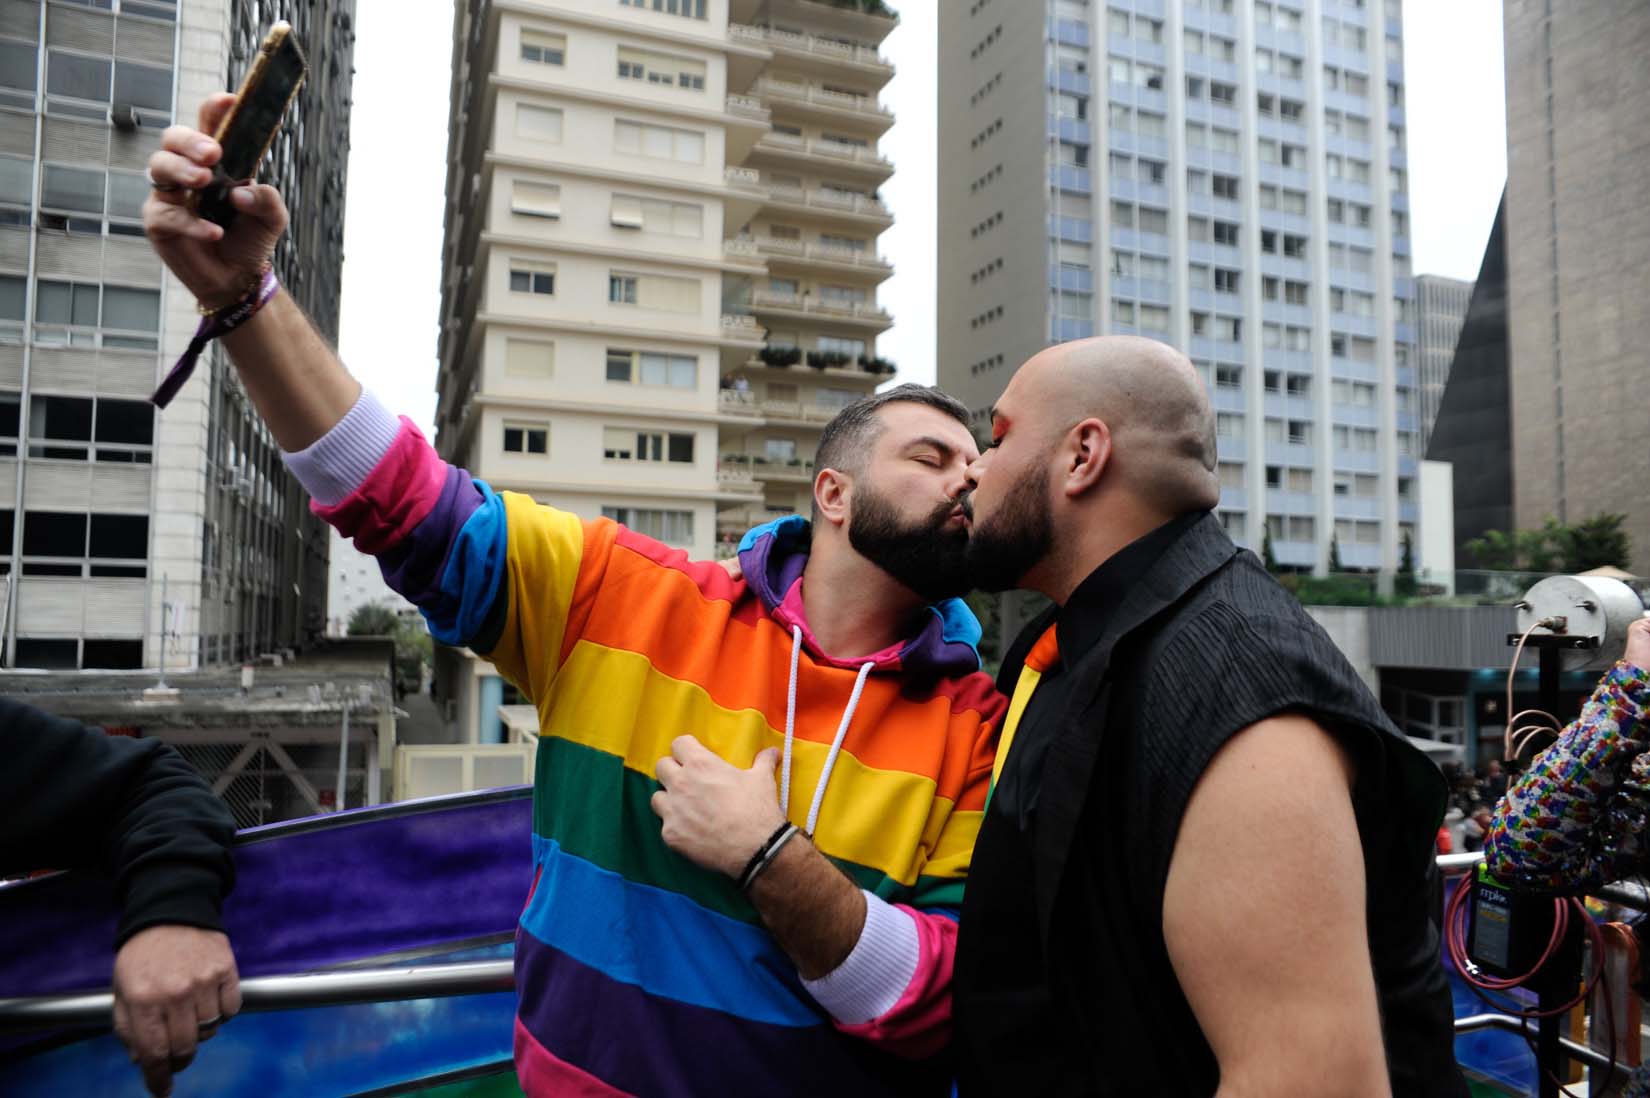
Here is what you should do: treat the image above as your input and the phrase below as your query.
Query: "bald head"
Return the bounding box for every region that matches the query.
[1007,336,1220,514]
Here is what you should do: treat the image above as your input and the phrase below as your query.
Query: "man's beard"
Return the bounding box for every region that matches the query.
[847,485,973,603]
[965,462,1054,593]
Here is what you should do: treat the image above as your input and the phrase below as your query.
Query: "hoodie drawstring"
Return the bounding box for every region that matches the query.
[781,624,875,836]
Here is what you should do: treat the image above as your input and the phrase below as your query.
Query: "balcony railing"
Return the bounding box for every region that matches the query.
[741,235,892,272]
[761,182,892,220]
[722,454,819,481]
[756,77,893,123]
[749,289,892,324]
[720,313,767,341]
[718,390,762,416]
[723,165,765,192]
[727,22,893,71]
[724,93,771,122]
[754,130,894,172]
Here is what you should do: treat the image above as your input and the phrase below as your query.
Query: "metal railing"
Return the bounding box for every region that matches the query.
[0,960,514,1031]
[5,845,1648,1089]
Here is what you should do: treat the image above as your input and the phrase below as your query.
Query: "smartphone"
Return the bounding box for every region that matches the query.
[190,22,308,228]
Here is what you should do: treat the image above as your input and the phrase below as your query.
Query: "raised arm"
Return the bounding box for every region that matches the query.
[145,93,358,450]
[1485,618,1650,892]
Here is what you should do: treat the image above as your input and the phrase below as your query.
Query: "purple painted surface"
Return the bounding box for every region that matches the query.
[0,789,533,998]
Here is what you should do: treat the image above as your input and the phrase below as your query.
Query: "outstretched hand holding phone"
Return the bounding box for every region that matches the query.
[142,93,360,448]
[144,93,289,312]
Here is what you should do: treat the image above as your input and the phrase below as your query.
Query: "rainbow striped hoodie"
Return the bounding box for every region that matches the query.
[291,394,1006,1097]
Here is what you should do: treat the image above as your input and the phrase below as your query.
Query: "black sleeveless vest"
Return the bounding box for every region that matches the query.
[953,514,1466,1097]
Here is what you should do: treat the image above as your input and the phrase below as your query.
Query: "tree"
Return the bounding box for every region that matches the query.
[1562,513,1631,572]
[1396,530,1418,598]
[1327,535,1343,573]
[1261,529,1278,572]
[1465,514,1633,575]
[349,602,431,698]
[348,602,400,637]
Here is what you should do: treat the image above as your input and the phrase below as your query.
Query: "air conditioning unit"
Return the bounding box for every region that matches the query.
[110,104,141,132]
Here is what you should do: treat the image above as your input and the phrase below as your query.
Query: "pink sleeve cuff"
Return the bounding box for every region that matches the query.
[802,891,919,1025]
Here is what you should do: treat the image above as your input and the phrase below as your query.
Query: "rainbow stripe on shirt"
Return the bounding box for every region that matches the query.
[314,419,1005,1097]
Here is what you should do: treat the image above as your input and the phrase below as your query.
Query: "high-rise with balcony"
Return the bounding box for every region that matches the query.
[0,0,353,671]
[938,0,1419,576]
[435,0,897,744]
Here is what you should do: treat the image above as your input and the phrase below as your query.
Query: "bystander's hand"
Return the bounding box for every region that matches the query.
[112,925,240,1097]
[1627,617,1650,674]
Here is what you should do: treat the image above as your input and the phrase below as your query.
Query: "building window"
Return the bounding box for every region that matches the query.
[603,427,694,464]
[602,506,695,545]
[608,270,698,311]
[606,348,696,388]
[616,47,706,90]
[34,280,160,349]
[511,180,561,218]
[610,193,703,237]
[618,0,706,19]
[47,51,111,106]
[614,119,705,162]
[21,510,147,577]
[521,30,566,65]
[509,265,555,295]
[503,422,549,455]
[505,339,555,378]
[515,104,564,142]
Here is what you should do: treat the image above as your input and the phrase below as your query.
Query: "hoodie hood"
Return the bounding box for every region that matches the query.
[737,515,983,678]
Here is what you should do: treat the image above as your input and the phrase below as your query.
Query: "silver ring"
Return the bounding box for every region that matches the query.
[197,1013,225,1033]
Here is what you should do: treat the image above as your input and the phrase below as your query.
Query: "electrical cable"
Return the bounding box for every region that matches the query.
[1444,881,1618,1095]
[1505,619,1565,764]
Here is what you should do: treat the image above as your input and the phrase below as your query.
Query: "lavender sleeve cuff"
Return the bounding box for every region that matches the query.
[801,890,920,1025]
[280,390,403,507]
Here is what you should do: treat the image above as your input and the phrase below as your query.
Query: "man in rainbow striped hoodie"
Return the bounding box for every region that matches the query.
[143,101,1006,1098]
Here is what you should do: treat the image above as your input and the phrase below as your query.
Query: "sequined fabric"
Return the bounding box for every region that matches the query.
[1485,662,1650,892]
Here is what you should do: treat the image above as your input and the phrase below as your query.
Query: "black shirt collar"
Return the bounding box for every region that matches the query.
[1053,511,1209,668]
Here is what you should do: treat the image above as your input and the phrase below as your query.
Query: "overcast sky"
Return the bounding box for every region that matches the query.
[335,0,1507,429]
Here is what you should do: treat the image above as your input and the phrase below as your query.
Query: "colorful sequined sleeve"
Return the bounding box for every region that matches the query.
[1484,661,1650,892]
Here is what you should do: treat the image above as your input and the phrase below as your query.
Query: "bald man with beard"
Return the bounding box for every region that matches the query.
[950,337,1465,1097]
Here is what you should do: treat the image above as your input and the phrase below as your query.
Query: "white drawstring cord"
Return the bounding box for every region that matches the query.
[780,623,875,835]
[807,661,873,835]
[781,624,802,814]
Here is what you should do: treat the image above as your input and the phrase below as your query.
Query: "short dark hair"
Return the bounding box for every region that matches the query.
[814,384,971,481]
[811,385,971,524]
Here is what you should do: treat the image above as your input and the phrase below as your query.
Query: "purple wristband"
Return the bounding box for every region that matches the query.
[150,267,280,409]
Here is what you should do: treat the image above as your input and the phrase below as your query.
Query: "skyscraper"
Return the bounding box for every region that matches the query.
[0,0,354,670]
[1501,0,1650,574]
[434,0,897,743]
[937,0,1419,576]
[1413,272,1470,452]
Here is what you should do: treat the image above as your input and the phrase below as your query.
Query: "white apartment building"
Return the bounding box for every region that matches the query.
[435,0,896,743]
[938,0,1420,576]
[1413,272,1469,454]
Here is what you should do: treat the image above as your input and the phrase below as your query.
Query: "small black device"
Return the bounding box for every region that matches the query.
[1467,864,1574,982]
[190,21,307,228]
